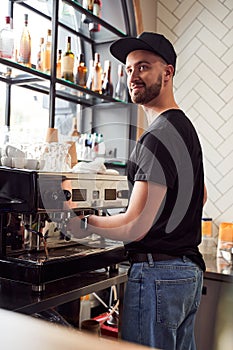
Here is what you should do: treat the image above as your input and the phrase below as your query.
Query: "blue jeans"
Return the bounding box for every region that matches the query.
[121,256,203,350]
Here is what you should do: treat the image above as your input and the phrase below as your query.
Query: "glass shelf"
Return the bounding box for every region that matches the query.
[0,58,127,107]
[0,58,49,80]
[55,79,127,106]
[62,0,128,39]
[13,0,127,42]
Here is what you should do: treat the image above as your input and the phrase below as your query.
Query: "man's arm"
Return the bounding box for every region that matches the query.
[67,181,167,242]
[203,184,207,206]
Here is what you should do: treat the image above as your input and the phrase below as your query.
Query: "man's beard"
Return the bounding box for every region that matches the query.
[130,74,162,105]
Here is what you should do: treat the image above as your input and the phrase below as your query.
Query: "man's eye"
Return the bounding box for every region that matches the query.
[139,65,147,71]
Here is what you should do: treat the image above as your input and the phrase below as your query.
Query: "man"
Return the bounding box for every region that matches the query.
[68,32,207,350]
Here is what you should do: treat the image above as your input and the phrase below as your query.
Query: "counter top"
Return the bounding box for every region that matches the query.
[0,266,128,315]
[203,254,233,283]
[0,256,232,316]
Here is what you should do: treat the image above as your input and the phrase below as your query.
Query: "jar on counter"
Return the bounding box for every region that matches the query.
[202,218,212,237]
[200,218,217,255]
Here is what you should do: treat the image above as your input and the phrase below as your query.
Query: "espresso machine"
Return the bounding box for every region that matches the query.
[0,166,129,291]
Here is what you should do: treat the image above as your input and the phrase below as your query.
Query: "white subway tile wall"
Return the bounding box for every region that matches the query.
[157,0,233,228]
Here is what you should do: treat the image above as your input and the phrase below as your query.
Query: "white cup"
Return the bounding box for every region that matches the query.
[5,145,25,158]
[12,157,25,169]
[1,156,12,167]
[25,158,39,170]
[38,159,45,170]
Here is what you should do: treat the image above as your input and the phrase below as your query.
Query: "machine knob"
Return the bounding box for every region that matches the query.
[51,190,72,202]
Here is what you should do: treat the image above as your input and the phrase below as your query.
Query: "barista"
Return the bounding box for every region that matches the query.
[68,32,207,350]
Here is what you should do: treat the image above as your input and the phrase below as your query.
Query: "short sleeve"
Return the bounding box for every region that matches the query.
[133,131,178,188]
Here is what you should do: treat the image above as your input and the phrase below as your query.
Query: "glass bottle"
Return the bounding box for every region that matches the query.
[102,60,113,97]
[0,16,14,59]
[115,64,128,102]
[89,0,102,32]
[86,59,94,90]
[56,49,62,79]
[18,14,31,67]
[62,36,74,82]
[91,53,102,94]
[41,29,52,73]
[71,117,81,140]
[81,0,93,24]
[76,53,87,87]
[97,133,105,156]
[36,37,44,71]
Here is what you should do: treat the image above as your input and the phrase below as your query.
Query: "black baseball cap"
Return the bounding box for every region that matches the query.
[110,32,177,74]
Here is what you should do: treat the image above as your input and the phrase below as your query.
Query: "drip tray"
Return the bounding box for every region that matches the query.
[0,239,126,290]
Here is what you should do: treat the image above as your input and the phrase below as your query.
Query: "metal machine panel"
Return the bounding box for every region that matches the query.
[0,167,129,291]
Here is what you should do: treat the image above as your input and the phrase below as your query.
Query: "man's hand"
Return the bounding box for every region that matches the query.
[67,215,90,239]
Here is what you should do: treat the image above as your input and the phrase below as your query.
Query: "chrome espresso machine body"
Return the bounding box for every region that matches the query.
[0,166,129,291]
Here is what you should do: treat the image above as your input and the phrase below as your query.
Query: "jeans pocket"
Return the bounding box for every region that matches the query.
[155,276,197,329]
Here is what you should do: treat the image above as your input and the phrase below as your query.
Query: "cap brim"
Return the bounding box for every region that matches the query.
[110,37,156,64]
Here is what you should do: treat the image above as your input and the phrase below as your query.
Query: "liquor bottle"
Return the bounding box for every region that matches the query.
[36,37,44,71]
[41,29,52,73]
[76,53,87,87]
[89,0,102,32]
[71,117,81,140]
[0,16,14,59]
[102,60,113,97]
[18,14,31,67]
[91,132,99,156]
[91,53,102,94]
[62,36,74,82]
[81,0,93,24]
[96,133,105,156]
[86,59,94,90]
[56,49,62,78]
[115,64,128,102]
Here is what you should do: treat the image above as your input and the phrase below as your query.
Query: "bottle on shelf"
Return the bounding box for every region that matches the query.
[36,37,44,71]
[81,0,93,24]
[56,49,62,78]
[86,59,94,90]
[114,64,128,102]
[91,132,99,157]
[0,16,14,59]
[89,0,102,32]
[76,53,87,87]
[17,14,31,67]
[91,53,102,94]
[102,60,113,97]
[71,117,81,141]
[62,36,74,83]
[41,29,52,73]
[98,133,106,156]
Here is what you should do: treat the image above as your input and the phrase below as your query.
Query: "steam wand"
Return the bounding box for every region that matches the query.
[24,224,49,259]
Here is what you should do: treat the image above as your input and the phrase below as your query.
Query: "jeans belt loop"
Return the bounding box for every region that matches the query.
[147,253,155,267]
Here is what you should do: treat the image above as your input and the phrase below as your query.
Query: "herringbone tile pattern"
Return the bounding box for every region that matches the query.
[157,0,233,229]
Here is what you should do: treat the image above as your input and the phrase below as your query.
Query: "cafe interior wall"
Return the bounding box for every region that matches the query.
[138,0,233,241]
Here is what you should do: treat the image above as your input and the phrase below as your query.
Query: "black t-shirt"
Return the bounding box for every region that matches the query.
[126,109,206,271]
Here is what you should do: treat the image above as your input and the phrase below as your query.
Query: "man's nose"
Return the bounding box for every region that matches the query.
[129,68,140,83]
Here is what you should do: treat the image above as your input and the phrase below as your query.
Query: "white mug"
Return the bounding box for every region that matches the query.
[12,157,25,169]
[1,156,12,167]
[25,158,39,170]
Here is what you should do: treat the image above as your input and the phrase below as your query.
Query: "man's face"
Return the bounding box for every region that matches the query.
[125,50,165,105]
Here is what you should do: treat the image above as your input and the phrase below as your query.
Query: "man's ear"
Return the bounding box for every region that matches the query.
[164,65,174,80]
